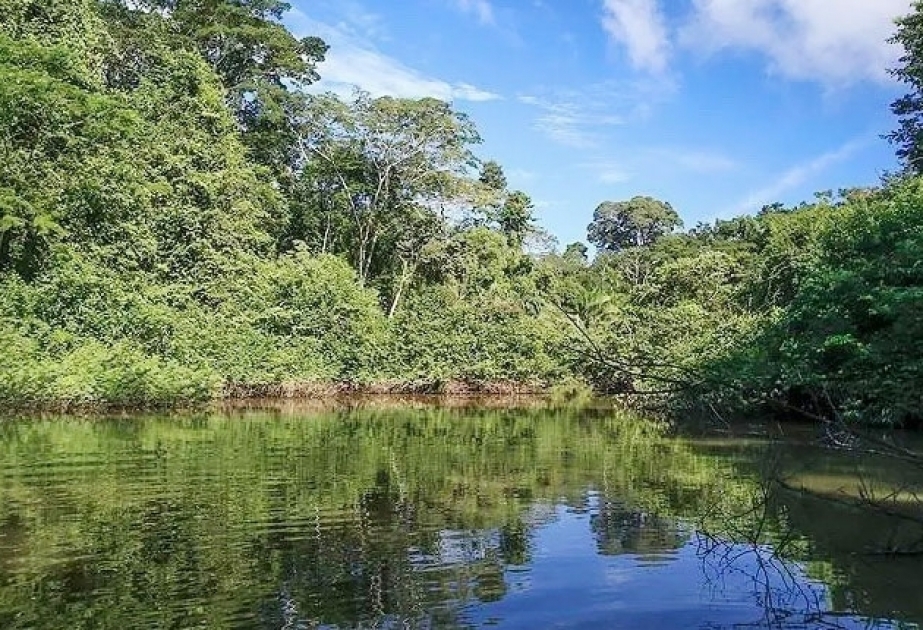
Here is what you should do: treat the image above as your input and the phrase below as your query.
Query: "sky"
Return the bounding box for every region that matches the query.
[285,0,911,247]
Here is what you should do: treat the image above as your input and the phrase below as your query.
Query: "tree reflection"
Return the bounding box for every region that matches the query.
[0,407,920,628]
[590,496,685,559]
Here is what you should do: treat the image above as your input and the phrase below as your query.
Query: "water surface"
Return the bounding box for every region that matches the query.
[1,402,922,629]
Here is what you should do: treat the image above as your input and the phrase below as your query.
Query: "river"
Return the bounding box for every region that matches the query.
[1,400,922,629]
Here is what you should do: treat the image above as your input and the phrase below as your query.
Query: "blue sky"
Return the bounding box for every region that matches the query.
[286,0,911,247]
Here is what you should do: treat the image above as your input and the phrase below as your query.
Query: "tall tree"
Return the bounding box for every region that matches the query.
[101,0,327,174]
[479,160,507,191]
[563,242,589,265]
[888,0,923,173]
[587,196,681,253]
[0,6,140,277]
[295,91,481,283]
[496,190,535,246]
[0,0,282,285]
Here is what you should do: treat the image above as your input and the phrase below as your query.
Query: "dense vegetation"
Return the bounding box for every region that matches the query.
[0,0,569,405]
[1,0,921,426]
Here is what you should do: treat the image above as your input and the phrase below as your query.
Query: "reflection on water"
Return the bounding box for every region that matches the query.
[0,403,921,629]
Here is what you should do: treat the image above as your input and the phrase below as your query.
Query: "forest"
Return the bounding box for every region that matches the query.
[1,0,922,427]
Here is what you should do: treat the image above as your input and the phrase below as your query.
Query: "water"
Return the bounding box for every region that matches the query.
[1,402,922,629]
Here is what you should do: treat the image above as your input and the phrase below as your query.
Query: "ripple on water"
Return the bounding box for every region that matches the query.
[0,412,920,630]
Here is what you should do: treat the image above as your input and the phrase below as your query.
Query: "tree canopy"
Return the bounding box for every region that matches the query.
[0,0,922,431]
[889,0,923,173]
[587,196,682,252]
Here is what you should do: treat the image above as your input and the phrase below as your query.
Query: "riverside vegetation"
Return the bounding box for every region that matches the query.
[1,0,923,427]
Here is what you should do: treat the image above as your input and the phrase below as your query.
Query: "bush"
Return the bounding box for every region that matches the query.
[0,321,216,407]
[389,285,567,385]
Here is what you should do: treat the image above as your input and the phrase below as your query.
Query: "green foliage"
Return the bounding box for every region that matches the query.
[0,0,112,81]
[389,285,566,385]
[0,33,140,276]
[294,91,481,283]
[761,182,922,423]
[479,159,508,191]
[888,0,923,173]
[103,0,328,172]
[565,181,923,426]
[0,319,215,407]
[685,183,923,426]
[233,251,389,382]
[496,190,536,245]
[2,0,920,423]
[587,196,682,252]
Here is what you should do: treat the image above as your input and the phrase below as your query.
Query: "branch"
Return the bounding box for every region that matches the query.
[552,299,702,388]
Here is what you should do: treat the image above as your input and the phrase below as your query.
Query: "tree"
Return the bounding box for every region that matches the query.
[887,1,923,172]
[100,0,328,175]
[479,160,507,191]
[295,91,481,283]
[0,21,140,277]
[586,196,681,253]
[496,190,535,246]
[563,242,589,265]
[107,0,327,101]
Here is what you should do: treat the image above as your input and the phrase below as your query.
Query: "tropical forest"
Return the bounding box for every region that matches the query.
[2,1,923,628]
[0,0,920,427]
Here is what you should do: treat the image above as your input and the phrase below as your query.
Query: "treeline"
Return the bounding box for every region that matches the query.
[550,187,923,426]
[0,0,574,406]
[1,0,921,426]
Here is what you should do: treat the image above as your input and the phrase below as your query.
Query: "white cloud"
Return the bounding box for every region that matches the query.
[577,146,734,185]
[326,2,390,41]
[648,147,738,173]
[314,46,501,101]
[731,136,870,213]
[508,168,537,183]
[602,0,671,73]
[288,8,501,102]
[454,0,495,25]
[452,82,502,101]
[580,161,633,184]
[681,0,911,85]
[519,95,624,147]
[518,79,673,147]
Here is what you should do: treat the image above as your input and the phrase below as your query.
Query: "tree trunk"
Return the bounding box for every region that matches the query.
[0,230,10,272]
[321,210,332,253]
[388,258,411,319]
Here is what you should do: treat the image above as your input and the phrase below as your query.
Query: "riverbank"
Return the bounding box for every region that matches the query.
[0,378,597,414]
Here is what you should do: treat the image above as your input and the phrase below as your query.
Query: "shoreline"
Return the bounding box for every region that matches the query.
[0,378,597,415]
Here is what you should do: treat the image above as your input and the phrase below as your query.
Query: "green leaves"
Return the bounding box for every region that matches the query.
[587,196,682,252]
[694,182,923,425]
[0,32,144,276]
[887,1,923,172]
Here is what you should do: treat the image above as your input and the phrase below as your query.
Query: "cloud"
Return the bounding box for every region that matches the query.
[453,0,495,25]
[647,147,738,173]
[579,161,633,184]
[602,0,671,73]
[681,0,911,85]
[288,8,501,102]
[577,146,734,185]
[508,168,537,183]
[315,47,501,101]
[519,95,624,147]
[518,79,673,147]
[331,2,390,41]
[731,136,870,213]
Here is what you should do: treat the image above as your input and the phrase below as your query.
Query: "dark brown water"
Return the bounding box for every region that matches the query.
[1,403,922,629]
